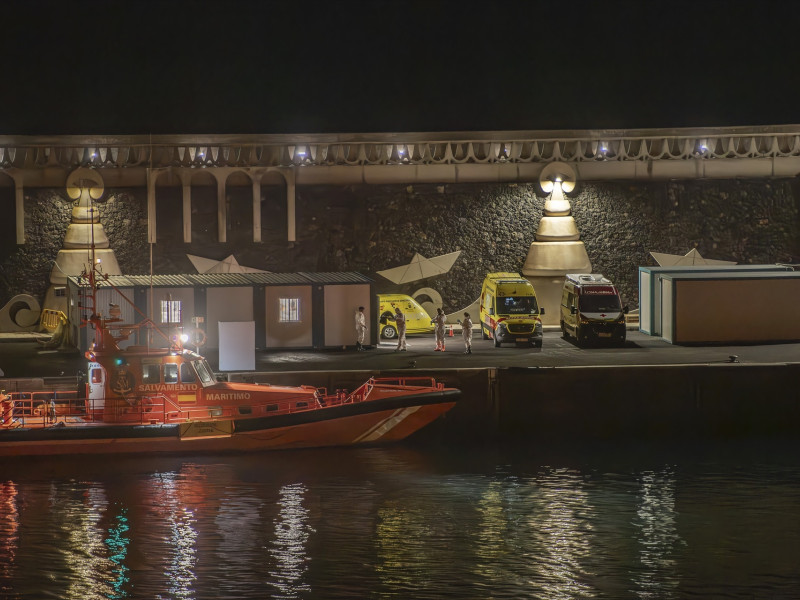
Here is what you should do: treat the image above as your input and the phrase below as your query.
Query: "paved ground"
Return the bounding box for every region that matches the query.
[1,328,799,380]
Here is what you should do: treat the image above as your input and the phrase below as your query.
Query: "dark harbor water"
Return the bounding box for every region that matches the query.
[2,440,799,599]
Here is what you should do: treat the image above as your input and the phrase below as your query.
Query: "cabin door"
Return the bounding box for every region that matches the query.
[87,362,106,414]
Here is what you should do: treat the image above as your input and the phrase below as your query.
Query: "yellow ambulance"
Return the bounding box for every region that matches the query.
[377,294,435,339]
[479,273,544,347]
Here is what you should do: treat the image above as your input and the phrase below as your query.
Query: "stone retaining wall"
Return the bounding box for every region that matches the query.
[1,178,798,313]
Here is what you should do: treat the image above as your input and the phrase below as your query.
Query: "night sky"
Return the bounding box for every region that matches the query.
[2,0,799,136]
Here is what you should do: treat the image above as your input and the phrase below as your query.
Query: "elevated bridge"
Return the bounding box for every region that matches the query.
[2,125,800,244]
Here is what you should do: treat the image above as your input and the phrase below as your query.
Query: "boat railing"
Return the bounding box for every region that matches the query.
[1,390,86,428]
[1,376,448,429]
[369,376,446,390]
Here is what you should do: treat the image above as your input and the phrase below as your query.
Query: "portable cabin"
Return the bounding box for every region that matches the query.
[638,264,793,336]
[66,272,375,353]
[658,270,800,344]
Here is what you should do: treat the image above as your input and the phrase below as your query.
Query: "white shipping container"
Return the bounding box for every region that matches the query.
[660,271,800,344]
[639,265,792,336]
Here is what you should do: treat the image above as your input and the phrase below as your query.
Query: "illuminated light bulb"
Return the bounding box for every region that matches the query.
[180,334,189,343]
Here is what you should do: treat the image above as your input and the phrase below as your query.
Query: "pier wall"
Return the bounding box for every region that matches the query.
[2,178,799,314]
[234,363,800,442]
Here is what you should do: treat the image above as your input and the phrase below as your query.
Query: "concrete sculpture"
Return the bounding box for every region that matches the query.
[522,162,592,325]
[44,168,121,316]
[377,251,461,284]
[187,254,268,274]
[650,248,736,267]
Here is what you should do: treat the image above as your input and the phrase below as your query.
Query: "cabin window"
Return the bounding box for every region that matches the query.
[279,298,300,322]
[180,363,196,382]
[164,363,178,384]
[160,300,182,324]
[194,360,215,384]
[54,287,66,297]
[142,363,161,383]
[91,368,103,384]
[237,406,252,415]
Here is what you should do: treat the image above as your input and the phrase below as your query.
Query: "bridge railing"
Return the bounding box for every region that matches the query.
[4,127,800,169]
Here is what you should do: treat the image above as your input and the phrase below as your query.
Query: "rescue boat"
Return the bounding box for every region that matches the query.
[0,255,459,458]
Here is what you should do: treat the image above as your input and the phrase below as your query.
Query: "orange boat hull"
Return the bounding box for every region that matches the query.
[0,394,457,458]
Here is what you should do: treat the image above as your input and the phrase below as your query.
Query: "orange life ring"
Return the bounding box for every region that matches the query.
[190,328,207,347]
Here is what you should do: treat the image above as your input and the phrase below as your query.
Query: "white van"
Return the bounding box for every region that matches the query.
[560,274,628,346]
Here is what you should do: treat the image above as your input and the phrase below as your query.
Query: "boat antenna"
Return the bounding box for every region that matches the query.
[148,132,154,350]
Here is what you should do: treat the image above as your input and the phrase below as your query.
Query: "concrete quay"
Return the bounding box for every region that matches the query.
[2,330,799,443]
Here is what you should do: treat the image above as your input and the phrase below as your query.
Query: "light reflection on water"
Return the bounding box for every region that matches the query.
[148,470,202,600]
[269,483,313,599]
[632,468,682,599]
[529,469,595,600]
[0,442,799,599]
[0,481,19,597]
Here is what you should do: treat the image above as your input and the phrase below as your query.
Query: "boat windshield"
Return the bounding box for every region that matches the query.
[579,294,621,313]
[193,359,216,384]
[498,296,538,315]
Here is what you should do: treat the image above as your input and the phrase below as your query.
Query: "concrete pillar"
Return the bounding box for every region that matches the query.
[252,178,262,243]
[15,180,24,245]
[285,169,296,242]
[217,176,227,243]
[147,169,157,244]
[182,182,192,243]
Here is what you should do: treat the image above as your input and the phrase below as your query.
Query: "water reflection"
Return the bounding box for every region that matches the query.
[50,481,118,599]
[105,507,131,599]
[150,472,199,600]
[632,468,684,599]
[529,468,596,600]
[0,444,798,599]
[474,479,511,585]
[0,481,19,596]
[268,483,312,599]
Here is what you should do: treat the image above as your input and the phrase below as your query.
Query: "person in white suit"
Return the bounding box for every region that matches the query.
[458,312,473,354]
[355,306,367,351]
[392,306,407,352]
[432,307,447,351]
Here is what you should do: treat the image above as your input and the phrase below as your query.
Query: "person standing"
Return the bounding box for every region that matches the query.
[392,306,407,352]
[432,307,447,351]
[458,312,473,354]
[355,306,367,351]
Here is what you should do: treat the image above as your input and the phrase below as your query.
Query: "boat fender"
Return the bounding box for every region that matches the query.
[191,328,207,347]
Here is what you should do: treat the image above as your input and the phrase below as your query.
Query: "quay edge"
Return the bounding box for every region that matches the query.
[229,363,800,442]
